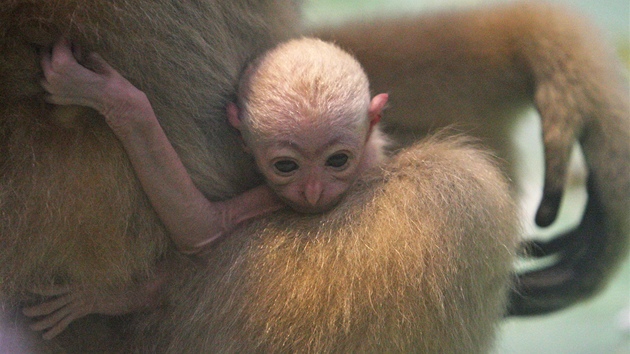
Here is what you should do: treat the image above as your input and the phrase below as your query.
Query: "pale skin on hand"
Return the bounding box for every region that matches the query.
[23,276,165,340]
[40,38,284,254]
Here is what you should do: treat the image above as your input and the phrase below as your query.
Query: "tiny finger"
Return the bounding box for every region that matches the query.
[40,50,52,75]
[71,42,83,62]
[42,312,77,340]
[42,94,63,105]
[87,52,115,75]
[40,79,52,93]
[50,37,84,73]
[23,295,72,317]
[31,284,72,297]
[29,305,71,331]
[42,94,61,105]
[51,37,73,62]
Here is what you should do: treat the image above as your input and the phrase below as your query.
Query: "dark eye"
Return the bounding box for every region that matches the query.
[326,153,349,168]
[274,160,299,174]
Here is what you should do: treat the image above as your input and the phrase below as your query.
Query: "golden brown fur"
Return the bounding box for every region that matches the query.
[133,136,519,353]
[315,1,630,315]
[0,0,626,352]
[0,98,165,295]
[0,0,299,297]
[1,0,299,351]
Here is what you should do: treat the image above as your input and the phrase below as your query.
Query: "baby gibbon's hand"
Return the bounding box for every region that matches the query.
[23,285,97,340]
[41,38,113,109]
[41,37,155,138]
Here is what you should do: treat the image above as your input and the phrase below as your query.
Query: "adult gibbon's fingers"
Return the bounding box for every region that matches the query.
[509,178,618,316]
[535,142,572,227]
[521,234,573,258]
[535,171,566,228]
[532,80,581,228]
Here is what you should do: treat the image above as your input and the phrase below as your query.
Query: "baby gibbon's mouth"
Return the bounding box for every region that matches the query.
[283,195,343,215]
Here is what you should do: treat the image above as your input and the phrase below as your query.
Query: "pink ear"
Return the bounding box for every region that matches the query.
[227,102,241,130]
[368,93,388,127]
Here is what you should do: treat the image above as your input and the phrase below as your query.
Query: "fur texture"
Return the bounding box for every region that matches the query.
[133,136,519,353]
[0,0,625,352]
[239,38,371,139]
[315,1,630,315]
[1,0,299,351]
[0,0,299,300]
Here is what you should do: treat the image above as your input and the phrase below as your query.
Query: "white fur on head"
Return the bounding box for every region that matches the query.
[237,37,371,142]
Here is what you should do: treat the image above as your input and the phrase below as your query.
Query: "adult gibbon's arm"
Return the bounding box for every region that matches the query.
[314,1,629,315]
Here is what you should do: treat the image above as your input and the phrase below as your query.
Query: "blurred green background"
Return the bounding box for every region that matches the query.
[303,1,629,353]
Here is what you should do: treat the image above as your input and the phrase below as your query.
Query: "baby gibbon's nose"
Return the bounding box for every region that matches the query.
[304,180,323,206]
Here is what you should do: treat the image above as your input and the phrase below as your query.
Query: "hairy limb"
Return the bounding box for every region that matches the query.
[41,38,284,254]
[2,0,299,351]
[314,1,630,315]
[507,3,630,314]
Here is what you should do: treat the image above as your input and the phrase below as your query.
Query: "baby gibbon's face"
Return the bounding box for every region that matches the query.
[249,127,367,214]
